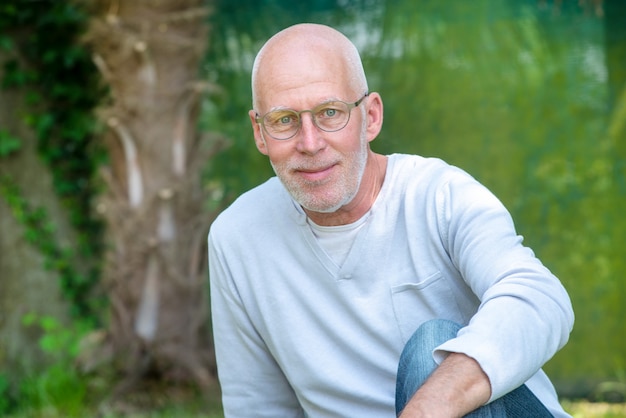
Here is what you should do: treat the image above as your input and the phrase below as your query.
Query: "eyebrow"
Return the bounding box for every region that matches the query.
[266,97,343,113]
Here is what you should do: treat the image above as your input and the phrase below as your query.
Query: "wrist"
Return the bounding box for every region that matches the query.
[398,352,491,417]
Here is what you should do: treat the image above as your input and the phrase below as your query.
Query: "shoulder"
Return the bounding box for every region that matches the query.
[384,154,507,227]
[389,153,470,177]
[210,177,293,238]
[387,154,478,195]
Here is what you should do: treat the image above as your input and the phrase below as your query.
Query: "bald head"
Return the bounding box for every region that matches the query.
[251,23,368,110]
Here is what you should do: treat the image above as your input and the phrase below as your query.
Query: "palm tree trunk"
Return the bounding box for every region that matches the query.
[85,0,223,391]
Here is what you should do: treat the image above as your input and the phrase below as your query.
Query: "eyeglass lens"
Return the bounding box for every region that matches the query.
[262,101,352,140]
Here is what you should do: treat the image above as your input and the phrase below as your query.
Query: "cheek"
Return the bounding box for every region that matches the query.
[264,142,292,166]
[333,130,366,154]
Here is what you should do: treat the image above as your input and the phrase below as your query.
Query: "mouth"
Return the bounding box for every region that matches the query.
[295,164,336,183]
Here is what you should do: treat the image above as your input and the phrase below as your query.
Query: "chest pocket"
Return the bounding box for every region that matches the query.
[390,271,464,343]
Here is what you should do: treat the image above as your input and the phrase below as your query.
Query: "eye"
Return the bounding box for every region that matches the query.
[316,104,343,119]
[266,110,298,126]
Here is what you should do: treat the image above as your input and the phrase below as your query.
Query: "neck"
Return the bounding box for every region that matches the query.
[305,152,387,226]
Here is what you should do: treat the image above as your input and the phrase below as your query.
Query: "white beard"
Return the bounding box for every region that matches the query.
[270,130,369,213]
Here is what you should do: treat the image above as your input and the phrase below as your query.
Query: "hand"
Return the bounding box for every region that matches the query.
[398,352,491,418]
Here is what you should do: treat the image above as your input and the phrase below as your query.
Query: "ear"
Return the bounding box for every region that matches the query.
[249,109,269,155]
[364,92,383,143]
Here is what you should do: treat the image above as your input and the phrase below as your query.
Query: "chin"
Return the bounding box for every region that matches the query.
[303,202,343,213]
[299,190,358,214]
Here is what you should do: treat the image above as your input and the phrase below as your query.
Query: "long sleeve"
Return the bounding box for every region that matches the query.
[209,231,305,418]
[431,170,575,402]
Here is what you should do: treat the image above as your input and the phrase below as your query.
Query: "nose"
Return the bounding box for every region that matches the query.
[295,111,326,155]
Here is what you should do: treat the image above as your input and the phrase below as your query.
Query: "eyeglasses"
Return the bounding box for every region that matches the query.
[255,93,369,141]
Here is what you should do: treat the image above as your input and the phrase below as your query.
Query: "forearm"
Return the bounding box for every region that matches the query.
[399,352,491,418]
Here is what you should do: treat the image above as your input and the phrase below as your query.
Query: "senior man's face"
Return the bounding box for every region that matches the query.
[251,50,370,213]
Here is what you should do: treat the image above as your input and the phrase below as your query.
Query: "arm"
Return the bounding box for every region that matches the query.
[208,231,304,418]
[432,170,574,401]
[399,352,491,418]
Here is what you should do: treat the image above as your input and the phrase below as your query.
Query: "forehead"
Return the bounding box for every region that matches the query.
[255,36,353,111]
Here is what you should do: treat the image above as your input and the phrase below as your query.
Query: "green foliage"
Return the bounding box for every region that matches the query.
[21,313,87,359]
[369,0,626,384]
[0,176,99,317]
[0,374,11,415]
[0,314,95,416]
[0,0,104,320]
[0,129,21,157]
[14,314,91,416]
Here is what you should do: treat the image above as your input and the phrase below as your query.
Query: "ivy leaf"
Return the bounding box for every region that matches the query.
[0,35,13,52]
[21,312,37,327]
[0,129,21,157]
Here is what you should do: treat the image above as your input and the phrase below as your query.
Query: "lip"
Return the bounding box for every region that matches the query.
[296,164,336,182]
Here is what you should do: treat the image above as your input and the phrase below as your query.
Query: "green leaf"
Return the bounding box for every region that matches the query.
[40,316,59,334]
[0,35,13,52]
[21,312,37,327]
[0,130,21,157]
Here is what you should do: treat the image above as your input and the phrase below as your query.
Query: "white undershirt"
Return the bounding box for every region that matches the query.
[307,212,370,266]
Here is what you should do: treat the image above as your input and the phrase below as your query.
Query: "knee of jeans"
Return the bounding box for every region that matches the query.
[417,319,461,338]
[406,319,462,353]
[397,319,462,391]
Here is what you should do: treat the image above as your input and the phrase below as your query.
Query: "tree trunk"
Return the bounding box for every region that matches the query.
[85,0,222,391]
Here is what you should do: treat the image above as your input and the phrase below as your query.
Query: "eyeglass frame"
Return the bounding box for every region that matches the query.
[254,92,369,141]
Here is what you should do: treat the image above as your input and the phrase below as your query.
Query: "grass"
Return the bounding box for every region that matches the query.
[563,400,626,418]
[4,380,224,418]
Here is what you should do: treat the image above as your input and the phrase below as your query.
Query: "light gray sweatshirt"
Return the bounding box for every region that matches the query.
[209,154,574,417]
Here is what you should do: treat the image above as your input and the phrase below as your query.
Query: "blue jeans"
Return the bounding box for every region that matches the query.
[395,319,554,417]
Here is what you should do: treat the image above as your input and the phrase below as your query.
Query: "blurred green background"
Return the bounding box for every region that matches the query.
[1,0,625,415]
[205,0,626,397]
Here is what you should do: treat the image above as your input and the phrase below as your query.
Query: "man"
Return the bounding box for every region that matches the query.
[209,23,574,417]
